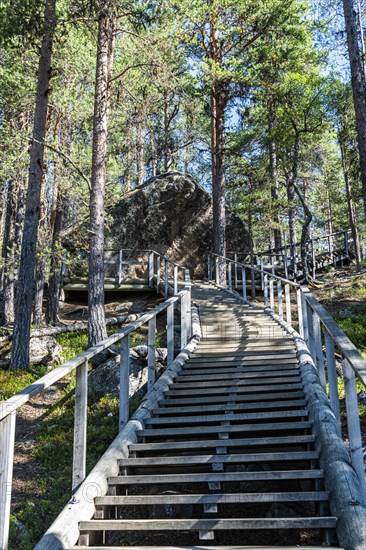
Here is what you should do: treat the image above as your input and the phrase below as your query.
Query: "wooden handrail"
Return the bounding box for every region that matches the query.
[0,250,192,550]
[208,250,366,495]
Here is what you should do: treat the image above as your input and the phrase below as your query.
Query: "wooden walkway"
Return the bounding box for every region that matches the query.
[72,282,341,549]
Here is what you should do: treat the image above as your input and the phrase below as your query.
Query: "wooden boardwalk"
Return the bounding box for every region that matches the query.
[73,282,341,549]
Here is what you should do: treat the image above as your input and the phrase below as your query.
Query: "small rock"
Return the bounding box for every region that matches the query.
[29,336,62,365]
[338,308,357,320]
[14,519,29,541]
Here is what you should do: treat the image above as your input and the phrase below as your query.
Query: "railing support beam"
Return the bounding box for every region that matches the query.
[0,411,16,550]
[72,359,88,490]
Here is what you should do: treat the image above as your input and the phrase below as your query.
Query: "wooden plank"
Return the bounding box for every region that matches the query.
[182,361,298,370]
[118,451,318,467]
[72,359,88,490]
[175,370,300,382]
[165,383,304,396]
[160,391,306,405]
[154,399,307,415]
[138,421,312,438]
[145,410,307,426]
[129,434,315,452]
[169,377,302,390]
[180,365,299,375]
[95,491,328,506]
[0,411,16,550]
[68,546,343,550]
[79,517,336,531]
[189,354,296,363]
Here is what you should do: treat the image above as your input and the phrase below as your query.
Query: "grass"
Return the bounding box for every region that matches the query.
[0,364,48,400]
[4,320,166,549]
[8,376,120,549]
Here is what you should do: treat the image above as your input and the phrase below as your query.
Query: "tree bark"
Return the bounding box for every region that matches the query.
[339,139,362,270]
[1,180,17,325]
[343,0,366,215]
[33,172,48,327]
[136,115,145,186]
[10,0,56,370]
[268,112,282,250]
[286,177,297,275]
[88,5,113,347]
[210,16,227,285]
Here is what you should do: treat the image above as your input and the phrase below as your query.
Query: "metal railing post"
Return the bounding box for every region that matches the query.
[228,261,232,291]
[215,256,219,285]
[72,359,88,490]
[208,254,212,280]
[148,317,156,389]
[119,335,130,431]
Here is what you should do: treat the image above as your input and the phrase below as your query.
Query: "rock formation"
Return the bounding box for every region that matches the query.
[105,171,250,277]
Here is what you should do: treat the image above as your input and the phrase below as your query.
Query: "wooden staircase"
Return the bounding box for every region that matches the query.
[72,283,341,549]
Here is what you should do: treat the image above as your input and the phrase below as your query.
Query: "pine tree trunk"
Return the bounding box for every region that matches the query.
[136,118,145,186]
[1,181,16,325]
[343,0,366,215]
[268,112,282,250]
[88,6,112,347]
[287,179,297,274]
[10,0,56,370]
[47,193,64,324]
[33,256,46,327]
[340,140,362,270]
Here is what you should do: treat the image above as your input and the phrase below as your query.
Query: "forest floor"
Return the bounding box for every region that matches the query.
[1,271,366,549]
[2,291,165,550]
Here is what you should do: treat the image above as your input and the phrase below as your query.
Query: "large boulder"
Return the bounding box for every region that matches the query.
[106,172,250,277]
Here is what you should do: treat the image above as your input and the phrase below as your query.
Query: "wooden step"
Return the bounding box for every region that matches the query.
[174,371,300,382]
[118,451,319,468]
[68,546,343,550]
[108,470,324,485]
[189,351,297,364]
[159,391,306,406]
[79,517,337,531]
[129,434,315,453]
[165,383,304,396]
[144,410,307,427]
[138,421,312,438]
[180,365,298,374]
[153,399,307,416]
[95,491,329,506]
[169,378,302,390]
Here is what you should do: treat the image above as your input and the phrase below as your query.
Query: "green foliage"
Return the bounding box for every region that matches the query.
[0,364,48,400]
[56,332,88,361]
